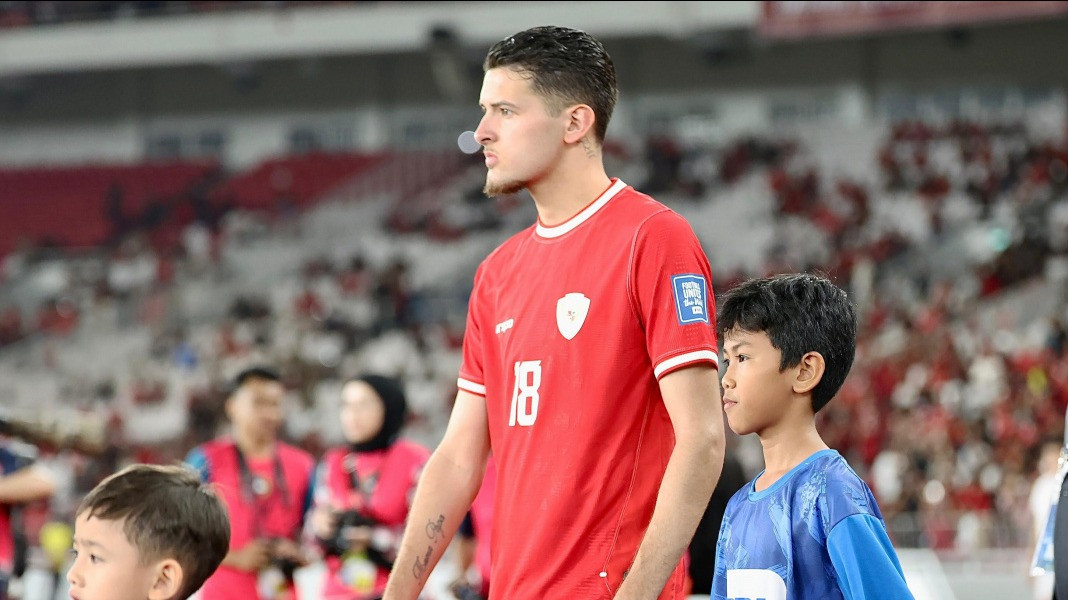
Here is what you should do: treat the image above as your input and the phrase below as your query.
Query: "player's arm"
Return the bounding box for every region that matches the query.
[0,464,54,503]
[614,364,725,600]
[383,389,491,600]
[827,514,914,600]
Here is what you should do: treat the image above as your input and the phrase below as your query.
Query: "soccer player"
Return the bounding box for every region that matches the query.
[712,273,913,600]
[185,366,316,600]
[384,25,725,600]
[66,463,230,600]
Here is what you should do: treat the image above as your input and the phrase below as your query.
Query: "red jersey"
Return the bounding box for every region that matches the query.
[457,179,718,599]
[315,441,429,600]
[186,438,315,600]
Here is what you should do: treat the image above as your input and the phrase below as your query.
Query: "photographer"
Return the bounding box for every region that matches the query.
[185,366,316,600]
[0,437,55,600]
[310,375,428,600]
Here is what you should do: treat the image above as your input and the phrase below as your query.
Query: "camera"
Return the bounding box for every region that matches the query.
[321,510,377,557]
[266,538,301,580]
[450,581,485,600]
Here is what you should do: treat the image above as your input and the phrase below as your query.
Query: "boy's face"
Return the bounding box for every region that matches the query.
[67,514,167,600]
[720,328,795,436]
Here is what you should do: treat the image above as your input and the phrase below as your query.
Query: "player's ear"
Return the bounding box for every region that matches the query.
[146,558,184,600]
[562,104,597,146]
[792,351,825,396]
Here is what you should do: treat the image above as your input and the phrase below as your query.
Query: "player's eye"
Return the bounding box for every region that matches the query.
[736,355,748,363]
[89,554,101,564]
[500,107,513,116]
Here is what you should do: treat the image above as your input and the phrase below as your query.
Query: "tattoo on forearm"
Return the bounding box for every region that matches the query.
[412,514,446,580]
[425,513,445,541]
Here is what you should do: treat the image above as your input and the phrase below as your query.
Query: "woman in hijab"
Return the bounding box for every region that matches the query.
[310,375,429,600]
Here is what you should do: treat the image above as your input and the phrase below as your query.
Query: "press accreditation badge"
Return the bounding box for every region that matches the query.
[672,274,709,325]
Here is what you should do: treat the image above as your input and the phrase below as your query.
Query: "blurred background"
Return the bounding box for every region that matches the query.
[1,1,1067,599]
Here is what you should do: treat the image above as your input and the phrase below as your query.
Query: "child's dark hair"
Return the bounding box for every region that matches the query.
[77,463,230,600]
[484,25,618,143]
[717,273,857,413]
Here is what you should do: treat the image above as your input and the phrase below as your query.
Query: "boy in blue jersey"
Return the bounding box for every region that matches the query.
[711,273,913,600]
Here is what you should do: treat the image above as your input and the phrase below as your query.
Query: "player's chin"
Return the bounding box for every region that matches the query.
[483,176,525,197]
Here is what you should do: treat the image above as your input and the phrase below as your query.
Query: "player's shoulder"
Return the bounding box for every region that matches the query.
[607,185,676,224]
[610,186,698,240]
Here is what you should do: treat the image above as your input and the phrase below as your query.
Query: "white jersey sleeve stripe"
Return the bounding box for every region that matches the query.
[457,378,487,396]
[653,350,719,379]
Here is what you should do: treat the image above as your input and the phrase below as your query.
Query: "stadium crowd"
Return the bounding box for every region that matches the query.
[1,118,1066,588]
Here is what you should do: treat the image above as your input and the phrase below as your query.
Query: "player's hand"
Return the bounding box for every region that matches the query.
[227,539,271,572]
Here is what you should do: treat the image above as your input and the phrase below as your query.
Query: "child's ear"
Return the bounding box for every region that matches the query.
[147,558,184,600]
[792,351,826,396]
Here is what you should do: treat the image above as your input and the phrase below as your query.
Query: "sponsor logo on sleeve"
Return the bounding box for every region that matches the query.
[672,274,709,325]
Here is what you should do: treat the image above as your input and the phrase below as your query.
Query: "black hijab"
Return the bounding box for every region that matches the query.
[349,374,408,453]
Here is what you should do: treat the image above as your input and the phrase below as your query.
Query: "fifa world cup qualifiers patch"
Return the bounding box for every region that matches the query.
[672,274,709,325]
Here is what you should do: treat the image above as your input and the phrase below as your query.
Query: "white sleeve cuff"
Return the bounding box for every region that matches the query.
[653,350,719,379]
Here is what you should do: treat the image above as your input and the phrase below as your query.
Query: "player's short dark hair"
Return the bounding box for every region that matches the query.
[230,365,281,396]
[484,25,618,143]
[77,463,230,600]
[717,273,857,413]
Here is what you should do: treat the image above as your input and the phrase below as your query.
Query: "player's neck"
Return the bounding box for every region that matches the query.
[529,151,612,227]
[755,420,828,490]
[234,431,277,459]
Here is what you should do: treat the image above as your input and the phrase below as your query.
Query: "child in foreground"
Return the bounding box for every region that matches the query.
[712,273,913,600]
[67,463,230,600]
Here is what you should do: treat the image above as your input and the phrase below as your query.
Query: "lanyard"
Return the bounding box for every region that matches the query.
[233,443,290,538]
[341,448,396,507]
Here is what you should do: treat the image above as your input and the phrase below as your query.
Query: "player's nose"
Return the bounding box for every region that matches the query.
[474,114,494,146]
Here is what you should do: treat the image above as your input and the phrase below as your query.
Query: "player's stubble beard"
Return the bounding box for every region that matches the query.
[483,175,526,197]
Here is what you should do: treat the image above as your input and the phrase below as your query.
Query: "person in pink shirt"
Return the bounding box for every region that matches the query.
[185,366,316,600]
[310,375,429,600]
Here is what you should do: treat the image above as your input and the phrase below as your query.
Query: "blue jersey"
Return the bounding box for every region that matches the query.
[711,449,913,600]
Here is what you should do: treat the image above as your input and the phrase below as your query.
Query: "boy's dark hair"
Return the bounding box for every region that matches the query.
[230,365,281,396]
[717,273,857,413]
[484,25,618,143]
[77,464,230,600]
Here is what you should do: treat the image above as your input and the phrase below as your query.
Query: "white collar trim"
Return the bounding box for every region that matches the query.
[535,179,627,239]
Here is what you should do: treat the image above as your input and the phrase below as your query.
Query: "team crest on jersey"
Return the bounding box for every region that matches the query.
[672,274,709,324]
[556,292,590,340]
